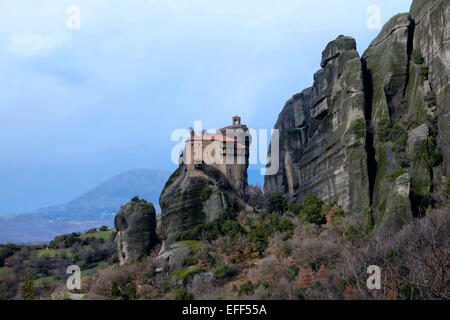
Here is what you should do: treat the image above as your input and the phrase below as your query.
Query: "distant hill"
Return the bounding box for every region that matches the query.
[0,169,170,244]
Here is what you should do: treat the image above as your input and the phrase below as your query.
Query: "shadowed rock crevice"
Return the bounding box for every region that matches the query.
[361,58,377,207]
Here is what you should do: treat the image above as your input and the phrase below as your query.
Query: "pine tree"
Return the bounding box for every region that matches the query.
[21,271,35,300]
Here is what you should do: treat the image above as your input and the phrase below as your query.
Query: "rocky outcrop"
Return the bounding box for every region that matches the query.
[156,242,192,271]
[265,0,449,232]
[362,12,415,223]
[114,198,158,264]
[157,163,246,250]
[410,0,450,177]
[363,0,448,223]
[264,35,370,218]
[376,173,413,236]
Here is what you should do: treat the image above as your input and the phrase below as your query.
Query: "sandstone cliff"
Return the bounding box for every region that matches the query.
[264,35,370,219]
[265,0,449,232]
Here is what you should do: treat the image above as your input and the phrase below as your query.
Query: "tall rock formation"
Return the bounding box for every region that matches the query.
[265,0,449,232]
[410,0,450,177]
[114,198,158,264]
[157,163,247,250]
[264,35,370,218]
[363,0,448,228]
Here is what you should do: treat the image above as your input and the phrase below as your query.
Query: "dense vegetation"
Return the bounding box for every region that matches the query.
[0,226,116,300]
[83,193,448,300]
[1,192,448,300]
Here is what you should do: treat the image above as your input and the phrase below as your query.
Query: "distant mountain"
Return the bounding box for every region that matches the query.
[0,169,170,244]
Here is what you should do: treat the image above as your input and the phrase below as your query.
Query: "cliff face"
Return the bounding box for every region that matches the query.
[157,163,246,249]
[265,0,449,231]
[410,0,450,178]
[264,35,370,218]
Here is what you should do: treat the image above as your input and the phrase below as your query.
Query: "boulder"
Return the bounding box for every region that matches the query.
[156,242,192,271]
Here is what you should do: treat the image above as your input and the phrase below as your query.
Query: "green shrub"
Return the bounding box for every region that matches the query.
[294,288,306,300]
[377,117,391,142]
[21,271,35,300]
[176,208,243,242]
[170,265,201,281]
[397,281,420,300]
[49,232,82,249]
[431,148,443,166]
[0,243,21,267]
[278,218,294,233]
[389,123,408,155]
[99,225,109,232]
[110,276,136,300]
[200,187,213,201]
[267,193,287,214]
[124,282,136,300]
[289,203,303,216]
[297,195,325,224]
[222,220,242,239]
[174,287,190,300]
[348,118,366,139]
[248,214,294,252]
[214,264,229,280]
[364,208,374,235]
[237,281,260,297]
[343,226,361,242]
[413,49,424,65]
[139,202,155,213]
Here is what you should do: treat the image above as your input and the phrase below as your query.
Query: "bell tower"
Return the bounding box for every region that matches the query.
[232,115,241,127]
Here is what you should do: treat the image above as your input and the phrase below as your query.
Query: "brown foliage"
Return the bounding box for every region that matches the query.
[297,267,315,289]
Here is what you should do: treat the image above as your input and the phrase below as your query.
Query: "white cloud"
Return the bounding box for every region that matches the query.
[7,33,70,57]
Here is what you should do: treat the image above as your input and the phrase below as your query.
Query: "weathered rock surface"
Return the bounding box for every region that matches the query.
[114,198,158,264]
[265,0,449,233]
[157,163,245,249]
[362,12,413,214]
[376,173,413,237]
[362,0,448,224]
[410,0,450,177]
[264,35,370,218]
[156,242,192,271]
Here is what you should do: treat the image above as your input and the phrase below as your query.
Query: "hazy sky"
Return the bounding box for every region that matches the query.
[0,0,413,215]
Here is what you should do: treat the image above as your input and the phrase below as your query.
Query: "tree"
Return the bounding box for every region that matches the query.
[99,225,109,232]
[267,193,287,214]
[297,195,325,224]
[0,243,21,267]
[21,271,35,300]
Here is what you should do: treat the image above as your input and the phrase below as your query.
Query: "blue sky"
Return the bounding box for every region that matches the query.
[0,0,413,216]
